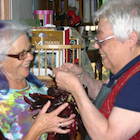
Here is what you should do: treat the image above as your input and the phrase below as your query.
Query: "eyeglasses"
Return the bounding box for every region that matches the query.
[2,45,36,60]
[94,35,115,48]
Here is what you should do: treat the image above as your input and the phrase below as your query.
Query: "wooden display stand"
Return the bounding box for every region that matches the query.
[30,44,84,81]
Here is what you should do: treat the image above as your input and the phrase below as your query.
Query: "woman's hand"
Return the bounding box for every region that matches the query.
[27,101,75,139]
[54,63,86,85]
[53,66,83,94]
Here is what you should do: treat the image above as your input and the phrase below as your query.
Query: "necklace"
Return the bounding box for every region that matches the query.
[10,80,30,92]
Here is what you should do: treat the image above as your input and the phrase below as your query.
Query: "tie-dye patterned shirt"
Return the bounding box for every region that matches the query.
[0,81,48,140]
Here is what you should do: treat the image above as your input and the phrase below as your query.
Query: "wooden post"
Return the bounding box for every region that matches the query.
[64,0,68,13]
[58,0,62,16]
[0,0,11,20]
[52,0,56,20]
[46,0,50,10]
[40,0,43,10]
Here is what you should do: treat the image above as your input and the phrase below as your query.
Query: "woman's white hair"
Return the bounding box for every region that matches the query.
[93,0,140,44]
[0,20,30,62]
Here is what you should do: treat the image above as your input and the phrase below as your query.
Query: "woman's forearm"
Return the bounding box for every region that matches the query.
[82,71,103,100]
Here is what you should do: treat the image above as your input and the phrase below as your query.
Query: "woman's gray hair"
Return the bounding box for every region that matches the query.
[93,0,140,44]
[0,20,30,62]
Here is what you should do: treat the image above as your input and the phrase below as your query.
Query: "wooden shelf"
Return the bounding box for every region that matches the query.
[53,19,68,26]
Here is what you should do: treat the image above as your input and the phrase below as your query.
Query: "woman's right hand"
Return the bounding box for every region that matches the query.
[26,101,75,140]
[59,63,86,85]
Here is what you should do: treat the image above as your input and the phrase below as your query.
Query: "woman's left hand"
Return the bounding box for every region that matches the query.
[31,101,76,136]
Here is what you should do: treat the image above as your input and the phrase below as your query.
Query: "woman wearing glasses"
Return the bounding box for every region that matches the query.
[53,0,140,139]
[0,20,75,140]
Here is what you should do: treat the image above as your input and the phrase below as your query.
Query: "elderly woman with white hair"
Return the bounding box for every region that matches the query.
[53,0,140,139]
[0,20,75,140]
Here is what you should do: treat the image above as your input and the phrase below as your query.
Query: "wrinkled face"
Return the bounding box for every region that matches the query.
[94,18,129,74]
[1,33,34,81]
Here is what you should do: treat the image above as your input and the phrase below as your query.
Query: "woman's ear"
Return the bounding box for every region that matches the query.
[128,30,139,47]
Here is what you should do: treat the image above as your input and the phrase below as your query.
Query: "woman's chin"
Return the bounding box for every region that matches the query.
[102,63,111,72]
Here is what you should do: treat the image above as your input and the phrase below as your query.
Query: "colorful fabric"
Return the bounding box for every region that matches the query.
[0,81,48,140]
[99,60,140,139]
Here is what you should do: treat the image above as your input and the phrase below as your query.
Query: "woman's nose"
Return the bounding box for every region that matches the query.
[26,52,34,61]
[94,42,100,49]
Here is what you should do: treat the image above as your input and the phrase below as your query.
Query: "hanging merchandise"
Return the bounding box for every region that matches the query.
[66,10,82,27]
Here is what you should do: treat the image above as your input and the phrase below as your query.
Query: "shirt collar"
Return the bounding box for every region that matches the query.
[108,55,140,87]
